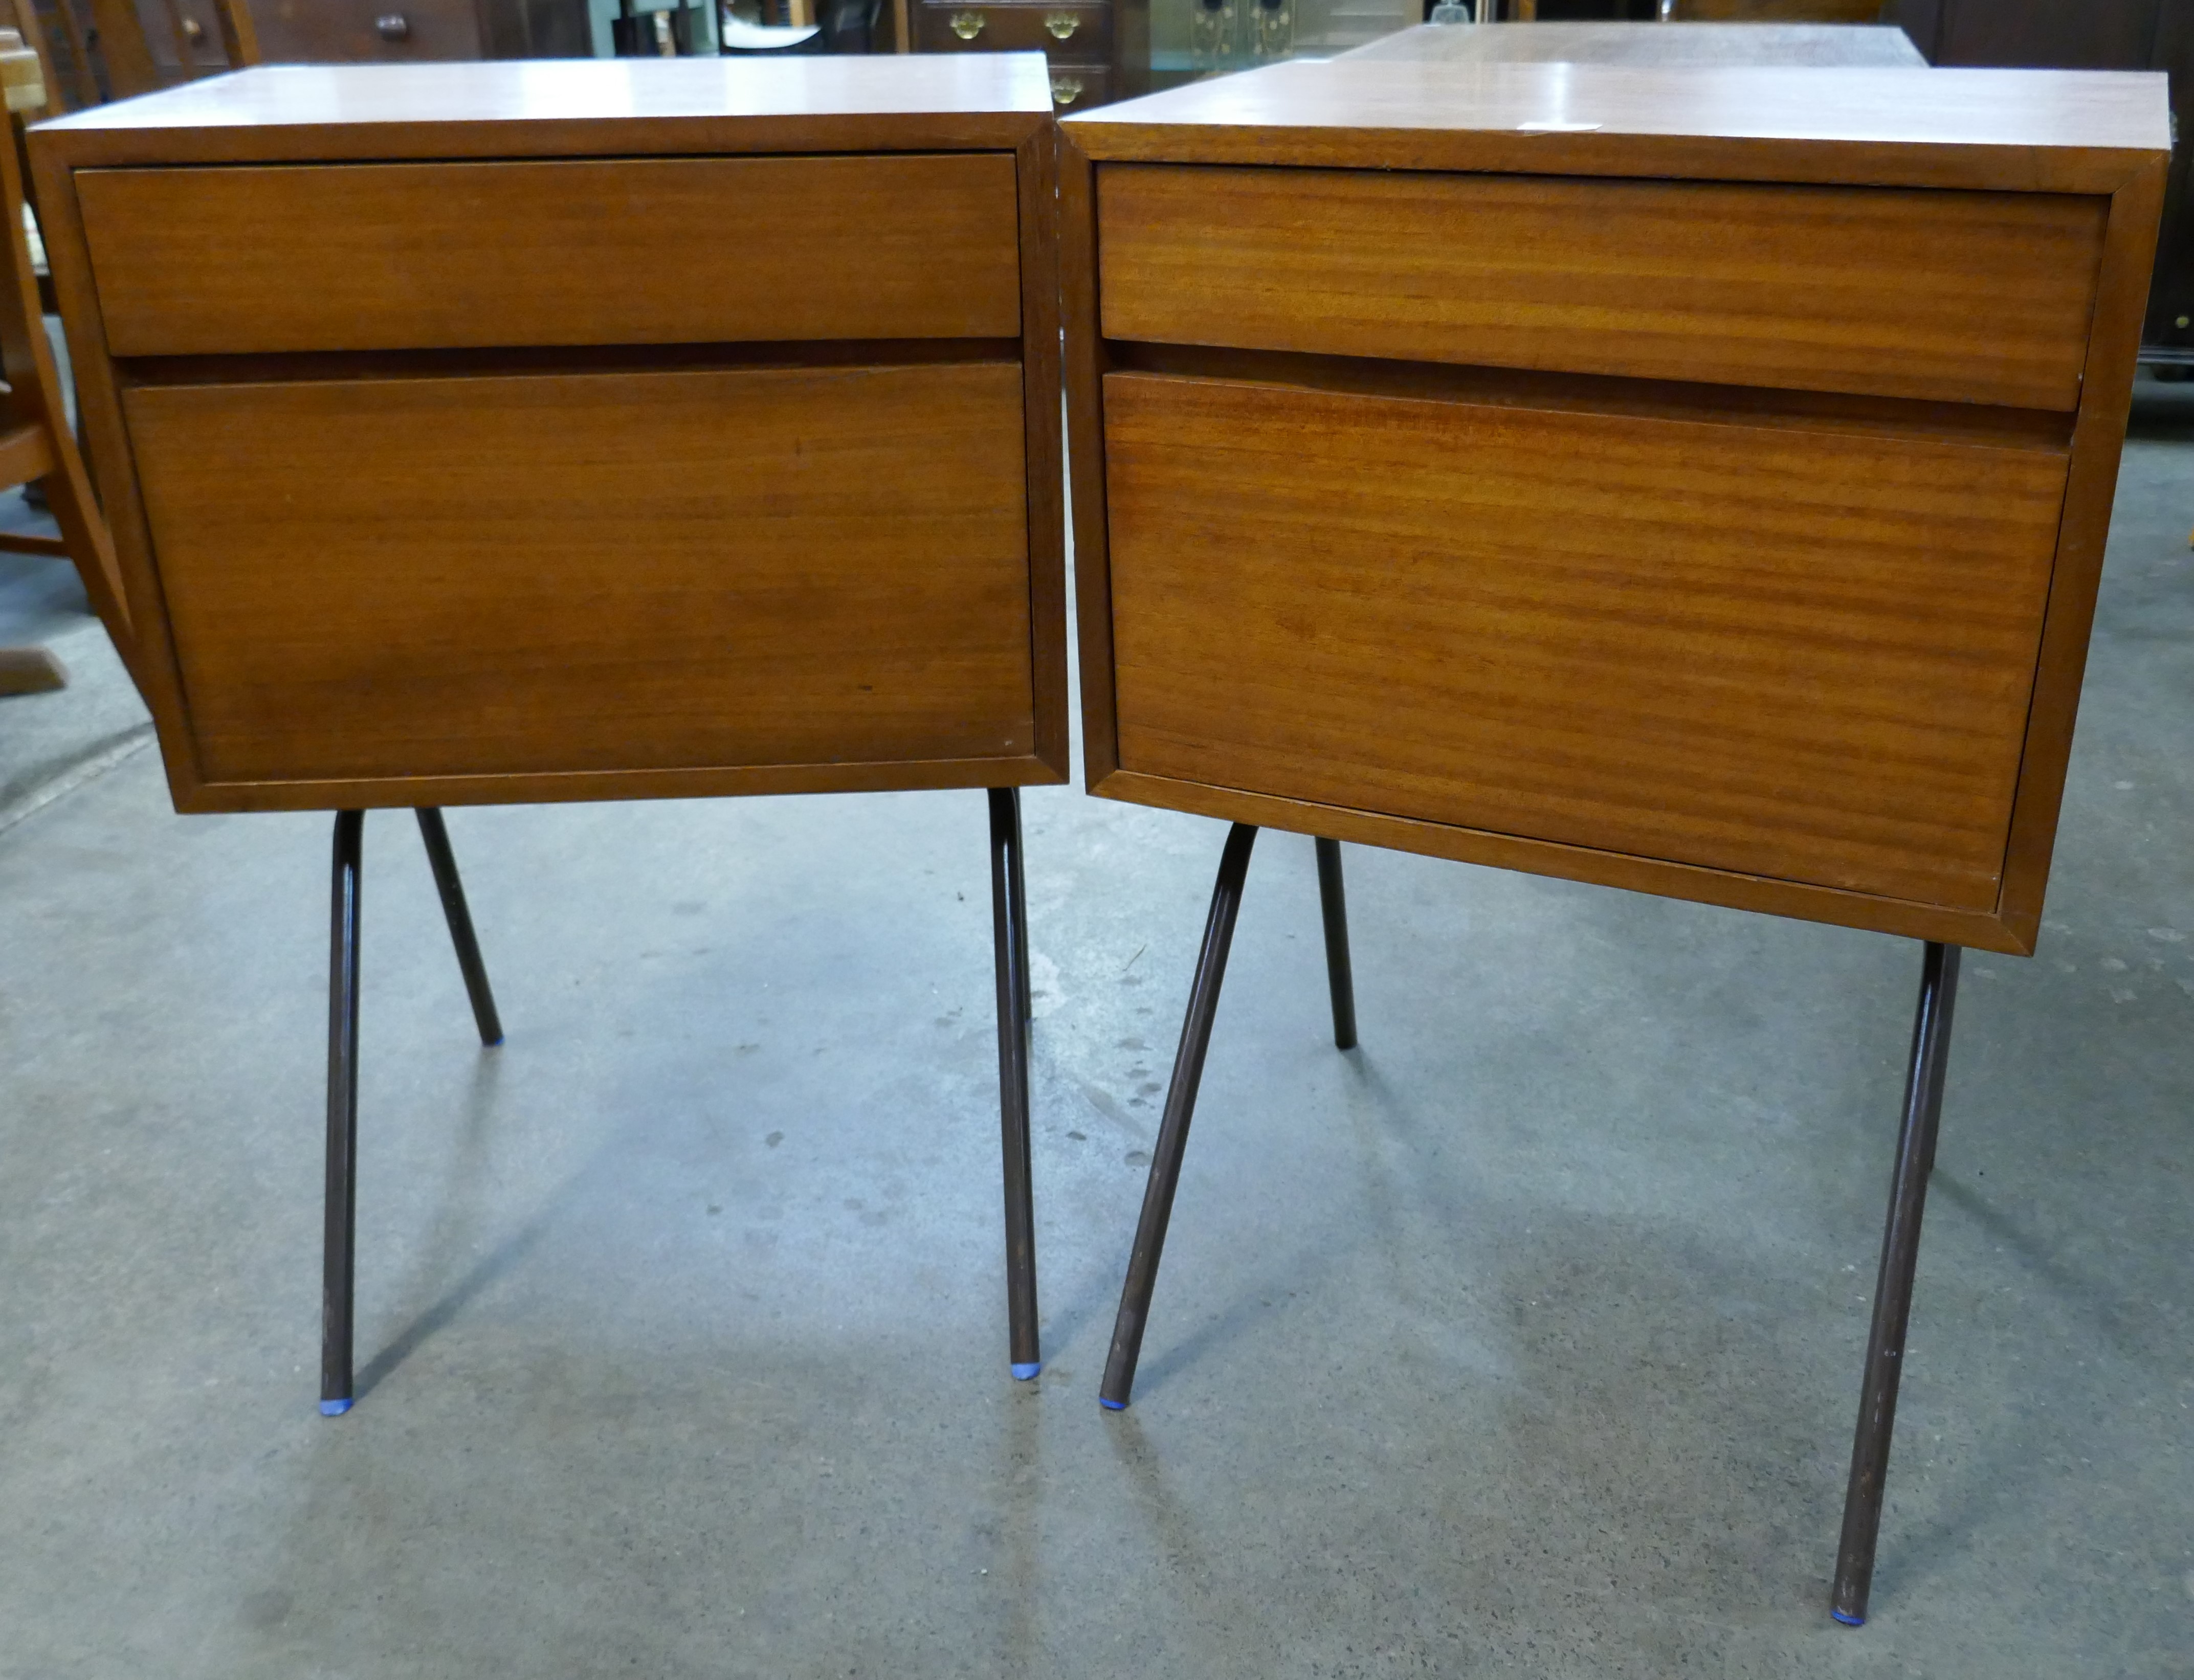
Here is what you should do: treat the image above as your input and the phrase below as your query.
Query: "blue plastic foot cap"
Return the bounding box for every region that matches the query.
[1830,1609,1864,1627]
[1010,1361,1041,1381]
[319,1397,353,1416]
[1098,1396,1127,1411]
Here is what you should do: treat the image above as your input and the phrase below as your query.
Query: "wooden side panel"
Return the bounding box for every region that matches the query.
[1997,154,2170,947]
[1014,124,1072,779]
[1060,139,1120,788]
[1104,371,2070,910]
[126,363,1034,785]
[1097,164,2108,411]
[82,152,1023,356]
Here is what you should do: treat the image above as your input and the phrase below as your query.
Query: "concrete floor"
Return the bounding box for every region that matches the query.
[2,412,2191,1678]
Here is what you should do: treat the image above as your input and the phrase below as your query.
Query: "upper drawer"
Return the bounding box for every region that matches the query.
[1096,165,2108,410]
[80,152,1023,357]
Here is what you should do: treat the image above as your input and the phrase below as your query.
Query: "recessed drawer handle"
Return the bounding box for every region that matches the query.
[1050,72,1083,104]
[949,9,985,36]
[1044,10,1079,36]
[375,12,411,39]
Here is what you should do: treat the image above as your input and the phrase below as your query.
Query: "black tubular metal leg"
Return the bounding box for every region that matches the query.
[1008,790,1032,1031]
[1314,837,1358,1051]
[988,789,1040,1379]
[1100,822,1259,1410]
[321,811,365,1417]
[414,808,503,1047]
[1831,941,1963,1625]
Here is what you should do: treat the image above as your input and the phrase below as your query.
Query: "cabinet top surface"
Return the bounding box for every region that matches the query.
[1066,60,2169,183]
[35,55,1055,149]
[1340,22,1927,69]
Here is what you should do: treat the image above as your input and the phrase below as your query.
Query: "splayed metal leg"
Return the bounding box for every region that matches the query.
[1831,941,1963,1625]
[989,789,1040,1379]
[321,810,364,1417]
[1100,822,1259,1410]
[415,808,503,1048]
[1315,837,1357,1050]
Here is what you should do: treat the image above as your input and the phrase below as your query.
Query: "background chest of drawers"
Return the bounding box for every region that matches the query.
[30,0,589,101]
[914,1,1112,109]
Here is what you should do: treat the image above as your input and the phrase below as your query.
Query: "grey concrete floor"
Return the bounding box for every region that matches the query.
[3,415,2192,1678]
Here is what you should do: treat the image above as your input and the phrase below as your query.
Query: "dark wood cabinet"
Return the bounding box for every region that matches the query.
[913,1,1114,108]
[120,0,590,85]
[1889,0,2194,360]
[251,0,486,60]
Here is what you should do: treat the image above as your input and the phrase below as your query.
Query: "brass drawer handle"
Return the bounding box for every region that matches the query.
[1050,72,1083,104]
[948,9,985,37]
[375,11,411,39]
[1044,9,1079,36]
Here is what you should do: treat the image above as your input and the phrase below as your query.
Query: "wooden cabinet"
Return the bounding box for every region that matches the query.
[1063,59,2167,955]
[28,54,1069,812]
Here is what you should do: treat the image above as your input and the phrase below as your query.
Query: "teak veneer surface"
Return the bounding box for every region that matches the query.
[30,57,1057,162]
[1103,370,2066,912]
[1097,165,2104,411]
[83,154,1023,357]
[1341,22,1927,67]
[127,363,1034,789]
[1065,61,2169,191]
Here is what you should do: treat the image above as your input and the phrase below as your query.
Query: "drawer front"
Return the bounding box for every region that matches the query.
[127,363,1033,785]
[252,0,485,61]
[1097,166,2108,411]
[1104,371,2071,910]
[916,3,1111,57]
[82,153,1023,357]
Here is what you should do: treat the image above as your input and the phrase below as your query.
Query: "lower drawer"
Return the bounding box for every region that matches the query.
[1102,371,2070,911]
[127,362,1034,787]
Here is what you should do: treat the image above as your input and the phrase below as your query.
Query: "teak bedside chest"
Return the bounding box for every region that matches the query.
[32,54,1066,1413]
[1062,60,2168,1622]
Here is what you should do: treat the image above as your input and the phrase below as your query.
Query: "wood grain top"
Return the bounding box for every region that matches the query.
[1341,22,1926,68]
[33,56,1055,165]
[1065,60,2169,191]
